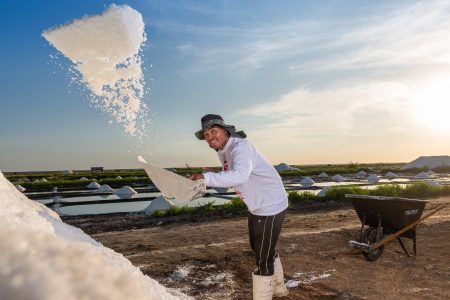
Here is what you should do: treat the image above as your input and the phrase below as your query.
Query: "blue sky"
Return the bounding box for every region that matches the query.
[1,0,450,171]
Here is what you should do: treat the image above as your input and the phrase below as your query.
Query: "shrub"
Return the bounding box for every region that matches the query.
[323,186,368,202]
[222,197,247,212]
[371,184,403,197]
[288,191,320,203]
[198,201,215,212]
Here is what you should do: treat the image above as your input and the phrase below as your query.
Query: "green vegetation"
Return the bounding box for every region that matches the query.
[5,164,450,219]
[12,177,151,190]
[278,161,398,177]
[5,162,449,191]
[150,197,248,218]
[149,183,450,218]
[152,205,196,217]
[288,182,450,204]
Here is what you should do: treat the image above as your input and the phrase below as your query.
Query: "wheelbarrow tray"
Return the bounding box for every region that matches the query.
[346,194,427,238]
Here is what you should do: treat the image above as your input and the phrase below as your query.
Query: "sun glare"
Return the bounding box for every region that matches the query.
[412,79,450,133]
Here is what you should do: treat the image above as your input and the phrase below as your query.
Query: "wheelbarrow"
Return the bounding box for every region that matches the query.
[346,194,446,261]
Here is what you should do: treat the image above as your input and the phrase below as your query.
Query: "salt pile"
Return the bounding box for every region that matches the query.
[318,172,328,178]
[86,181,101,189]
[415,172,430,179]
[385,172,398,180]
[317,186,331,197]
[0,170,190,299]
[366,174,380,183]
[97,184,115,193]
[356,170,367,178]
[144,196,175,214]
[275,163,299,172]
[300,177,315,187]
[115,186,137,196]
[42,4,149,137]
[402,155,450,170]
[331,174,345,182]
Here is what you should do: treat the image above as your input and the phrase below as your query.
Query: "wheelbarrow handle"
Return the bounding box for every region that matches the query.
[371,204,447,250]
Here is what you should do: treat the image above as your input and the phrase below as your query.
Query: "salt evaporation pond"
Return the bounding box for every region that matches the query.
[36,189,233,216]
[42,4,149,138]
[0,170,190,299]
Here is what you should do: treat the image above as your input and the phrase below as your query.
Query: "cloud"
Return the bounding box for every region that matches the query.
[159,1,450,77]
[238,80,413,143]
[289,1,450,72]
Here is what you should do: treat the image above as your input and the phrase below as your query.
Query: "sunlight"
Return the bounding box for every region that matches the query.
[412,78,450,133]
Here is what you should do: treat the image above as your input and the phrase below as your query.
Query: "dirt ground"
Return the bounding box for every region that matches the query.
[63,197,450,299]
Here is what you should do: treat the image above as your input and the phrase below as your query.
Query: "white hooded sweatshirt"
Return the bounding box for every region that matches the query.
[203,137,288,216]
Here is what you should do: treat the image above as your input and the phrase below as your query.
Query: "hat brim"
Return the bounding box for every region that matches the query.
[195,125,246,140]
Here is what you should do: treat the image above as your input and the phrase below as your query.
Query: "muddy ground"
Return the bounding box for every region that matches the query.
[62,197,450,299]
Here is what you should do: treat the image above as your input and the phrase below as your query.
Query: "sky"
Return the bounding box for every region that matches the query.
[1,0,450,171]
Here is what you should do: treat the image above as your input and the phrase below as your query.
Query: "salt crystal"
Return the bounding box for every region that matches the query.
[42,4,149,137]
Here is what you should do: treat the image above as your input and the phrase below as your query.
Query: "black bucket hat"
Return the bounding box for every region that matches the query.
[195,114,247,140]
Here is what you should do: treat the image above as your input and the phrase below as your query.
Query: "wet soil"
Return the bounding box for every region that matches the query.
[62,197,450,299]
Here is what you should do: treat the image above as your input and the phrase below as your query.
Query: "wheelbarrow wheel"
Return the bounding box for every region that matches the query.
[360,227,384,261]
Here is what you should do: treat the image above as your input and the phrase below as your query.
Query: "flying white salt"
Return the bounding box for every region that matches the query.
[42,4,149,138]
[0,170,190,299]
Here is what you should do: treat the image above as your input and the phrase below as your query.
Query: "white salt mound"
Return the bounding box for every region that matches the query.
[79,177,89,181]
[317,186,331,197]
[0,170,190,300]
[143,196,175,214]
[300,177,315,187]
[385,172,398,179]
[97,184,115,193]
[414,172,430,179]
[331,174,345,182]
[366,174,380,183]
[42,4,148,136]
[275,163,299,172]
[115,186,137,195]
[402,155,450,170]
[356,170,367,177]
[86,181,101,189]
[318,172,328,178]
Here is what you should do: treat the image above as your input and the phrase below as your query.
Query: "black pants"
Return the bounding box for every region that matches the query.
[248,209,286,276]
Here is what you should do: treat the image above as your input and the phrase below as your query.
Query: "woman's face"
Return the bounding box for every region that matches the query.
[203,126,229,150]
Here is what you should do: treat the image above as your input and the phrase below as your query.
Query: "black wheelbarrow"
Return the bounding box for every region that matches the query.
[345,194,446,261]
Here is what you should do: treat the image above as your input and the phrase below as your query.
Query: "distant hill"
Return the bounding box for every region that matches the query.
[401,155,450,170]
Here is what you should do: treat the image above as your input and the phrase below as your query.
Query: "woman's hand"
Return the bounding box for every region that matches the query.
[188,174,205,181]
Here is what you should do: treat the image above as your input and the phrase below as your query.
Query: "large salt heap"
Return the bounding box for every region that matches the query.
[402,155,450,170]
[0,170,190,299]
